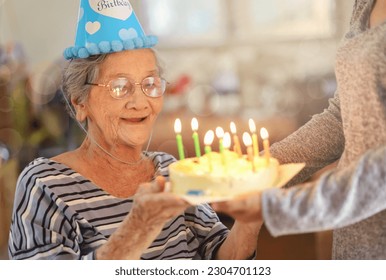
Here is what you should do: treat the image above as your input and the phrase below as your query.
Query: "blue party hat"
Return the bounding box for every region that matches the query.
[64,0,158,60]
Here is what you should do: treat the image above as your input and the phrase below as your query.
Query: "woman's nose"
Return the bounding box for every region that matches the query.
[125,84,149,109]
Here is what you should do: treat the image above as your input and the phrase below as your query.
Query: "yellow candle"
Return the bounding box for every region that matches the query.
[260,127,271,165]
[248,118,260,158]
[230,122,242,156]
[242,132,256,172]
[174,118,185,160]
[215,127,224,153]
[222,132,231,169]
[204,130,214,172]
[191,118,201,158]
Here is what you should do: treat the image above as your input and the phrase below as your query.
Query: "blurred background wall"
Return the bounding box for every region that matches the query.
[0,0,354,259]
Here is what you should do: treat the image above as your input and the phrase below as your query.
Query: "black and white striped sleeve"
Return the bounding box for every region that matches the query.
[8,160,95,260]
[185,203,229,259]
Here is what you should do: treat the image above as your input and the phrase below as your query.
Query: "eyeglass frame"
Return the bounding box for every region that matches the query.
[86,76,168,99]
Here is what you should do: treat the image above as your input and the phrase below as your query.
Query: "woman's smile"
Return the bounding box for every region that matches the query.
[120,116,148,123]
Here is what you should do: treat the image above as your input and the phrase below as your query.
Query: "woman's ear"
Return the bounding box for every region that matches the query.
[71,98,87,122]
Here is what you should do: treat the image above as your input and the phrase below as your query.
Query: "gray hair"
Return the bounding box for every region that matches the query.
[62,54,106,119]
[61,49,164,119]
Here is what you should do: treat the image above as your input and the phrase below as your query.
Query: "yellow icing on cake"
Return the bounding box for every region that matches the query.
[169,150,279,197]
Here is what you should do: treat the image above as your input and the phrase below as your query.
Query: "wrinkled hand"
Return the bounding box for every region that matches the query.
[211,192,263,224]
[97,176,191,260]
[130,176,191,230]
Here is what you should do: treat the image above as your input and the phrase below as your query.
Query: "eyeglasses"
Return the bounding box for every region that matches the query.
[86,76,167,99]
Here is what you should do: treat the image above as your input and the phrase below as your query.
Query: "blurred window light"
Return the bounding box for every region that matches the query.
[140,0,227,47]
[140,0,335,46]
[232,0,335,40]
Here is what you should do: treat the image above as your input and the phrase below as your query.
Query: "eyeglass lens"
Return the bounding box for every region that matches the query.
[109,77,166,99]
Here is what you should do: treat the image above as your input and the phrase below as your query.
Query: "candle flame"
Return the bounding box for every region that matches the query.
[260,127,269,140]
[215,127,224,138]
[230,122,237,134]
[223,132,231,149]
[248,118,256,133]
[174,118,182,134]
[242,132,252,146]
[204,130,215,146]
[191,117,198,131]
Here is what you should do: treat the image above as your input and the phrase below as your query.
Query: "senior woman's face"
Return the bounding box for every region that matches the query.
[85,49,163,149]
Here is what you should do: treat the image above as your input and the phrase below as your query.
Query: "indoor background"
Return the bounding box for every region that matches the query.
[0,0,355,259]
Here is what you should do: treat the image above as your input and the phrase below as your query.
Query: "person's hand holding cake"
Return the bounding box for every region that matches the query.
[211,145,386,238]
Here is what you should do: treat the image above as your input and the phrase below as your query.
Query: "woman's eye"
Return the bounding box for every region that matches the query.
[143,82,154,88]
[143,77,158,88]
[112,87,126,97]
[110,78,131,97]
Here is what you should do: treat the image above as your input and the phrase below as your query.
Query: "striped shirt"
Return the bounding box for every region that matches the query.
[8,152,229,260]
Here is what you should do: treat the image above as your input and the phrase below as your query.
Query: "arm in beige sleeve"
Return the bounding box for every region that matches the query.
[263,145,386,237]
[270,93,345,186]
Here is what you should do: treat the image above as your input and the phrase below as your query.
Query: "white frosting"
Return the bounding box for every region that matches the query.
[169,151,279,197]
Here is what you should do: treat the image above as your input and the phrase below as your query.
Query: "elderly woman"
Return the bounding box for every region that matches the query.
[8,47,261,260]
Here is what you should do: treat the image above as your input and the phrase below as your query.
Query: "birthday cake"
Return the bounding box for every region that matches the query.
[169,150,280,197]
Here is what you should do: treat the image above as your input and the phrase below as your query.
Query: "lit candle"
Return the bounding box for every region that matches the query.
[230,122,242,156]
[204,130,214,154]
[242,132,256,172]
[191,117,201,158]
[222,132,231,168]
[204,130,215,172]
[215,127,225,153]
[260,127,271,165]
[248,118,260,158]
[174,118,185,160]
[223,132,231,150]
